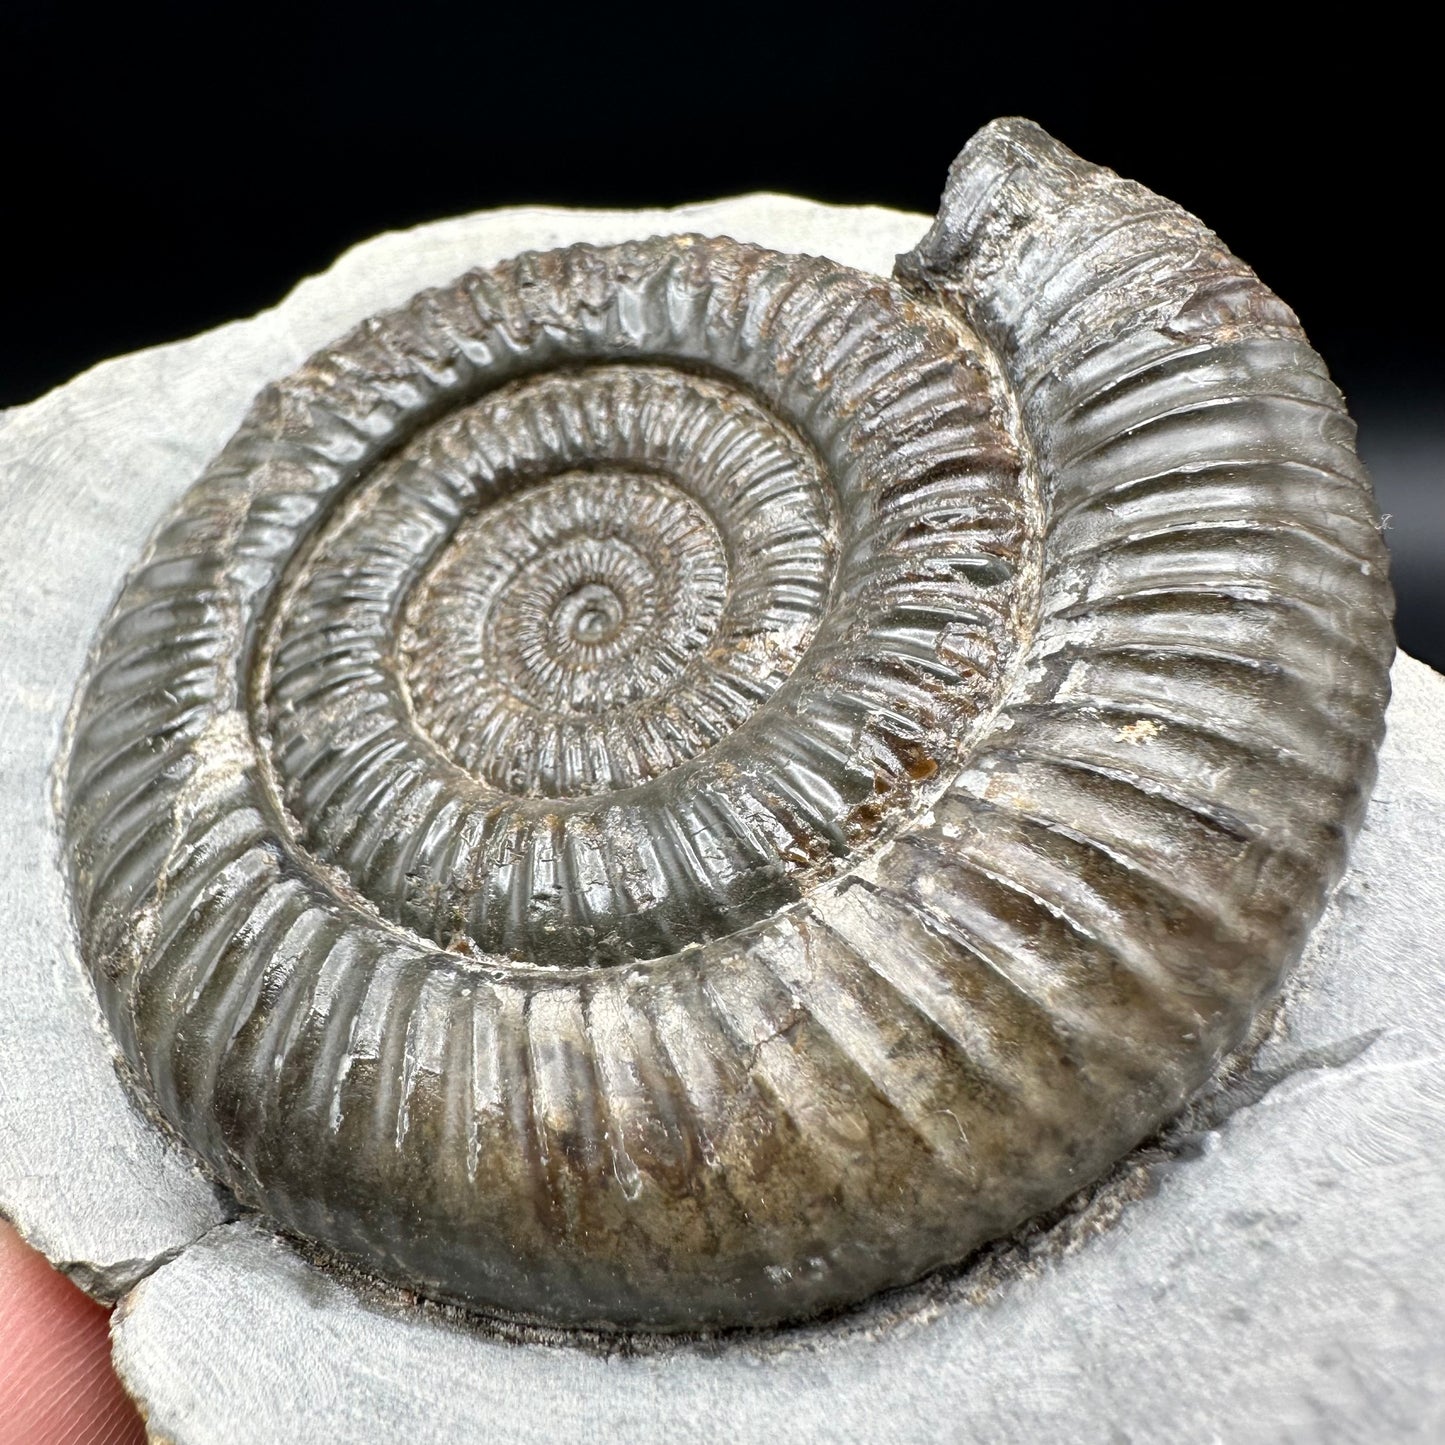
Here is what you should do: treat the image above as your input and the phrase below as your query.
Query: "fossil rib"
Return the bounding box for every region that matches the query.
[61,119,1392,1330]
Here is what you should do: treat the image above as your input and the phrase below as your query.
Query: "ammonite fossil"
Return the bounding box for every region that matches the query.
[60,119,1393,1331]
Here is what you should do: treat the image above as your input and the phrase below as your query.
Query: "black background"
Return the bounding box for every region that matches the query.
[3,4,1439,665]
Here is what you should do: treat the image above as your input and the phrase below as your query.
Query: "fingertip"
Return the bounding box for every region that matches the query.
[0,1221,147,1445]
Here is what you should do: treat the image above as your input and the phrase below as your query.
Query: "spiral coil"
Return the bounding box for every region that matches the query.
[62,120,1392,1329]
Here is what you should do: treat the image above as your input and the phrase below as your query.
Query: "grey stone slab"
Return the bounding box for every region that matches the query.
[5,192,1442,1440]
[106,653,1445,1444]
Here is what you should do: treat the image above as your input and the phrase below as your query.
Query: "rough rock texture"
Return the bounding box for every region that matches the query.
[3,192,1442,1438]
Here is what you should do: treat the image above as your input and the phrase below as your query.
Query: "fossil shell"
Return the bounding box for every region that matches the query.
[60,119,1393,1330]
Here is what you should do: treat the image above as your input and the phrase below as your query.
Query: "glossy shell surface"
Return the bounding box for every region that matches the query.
[61,120,1393,1330]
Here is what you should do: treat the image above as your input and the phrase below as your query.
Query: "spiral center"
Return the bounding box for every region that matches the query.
[400,465,744,774]
[562,583,623,645]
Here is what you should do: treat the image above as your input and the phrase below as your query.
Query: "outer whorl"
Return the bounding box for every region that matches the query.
[61,120,1393,1330]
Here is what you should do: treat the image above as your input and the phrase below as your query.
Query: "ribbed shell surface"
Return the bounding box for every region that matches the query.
[61,119,1393,1330]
